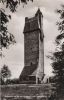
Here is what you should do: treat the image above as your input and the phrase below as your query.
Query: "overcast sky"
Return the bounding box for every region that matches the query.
[0,0,64,78]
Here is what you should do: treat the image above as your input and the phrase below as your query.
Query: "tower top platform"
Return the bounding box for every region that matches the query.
[23,8,43,33]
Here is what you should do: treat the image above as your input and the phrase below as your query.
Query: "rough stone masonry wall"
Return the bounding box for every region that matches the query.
[1,84,52,100]
[24,30,39,67]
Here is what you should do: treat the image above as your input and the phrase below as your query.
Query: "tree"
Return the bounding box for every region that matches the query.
[1,64,11,82]
[50,5,64,98]
[56,5,64,44]
[0,9,16,48]
[0,0,33,56]
[1,0,33,12]
[0,9,16,57]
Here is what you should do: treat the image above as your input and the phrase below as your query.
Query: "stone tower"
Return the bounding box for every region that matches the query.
[20,9,44,84]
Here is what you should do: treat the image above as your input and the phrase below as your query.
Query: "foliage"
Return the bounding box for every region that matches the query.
[5,78,20,84]
[0,0,33,56]
[56,5,64,44]
[1,0,33,12]
[0,9,16,49]
[52,50,64,93]
[1,64,11,82]
[51,5,64,96]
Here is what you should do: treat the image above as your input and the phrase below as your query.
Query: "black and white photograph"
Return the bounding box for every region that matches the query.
[0,0,64,100]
